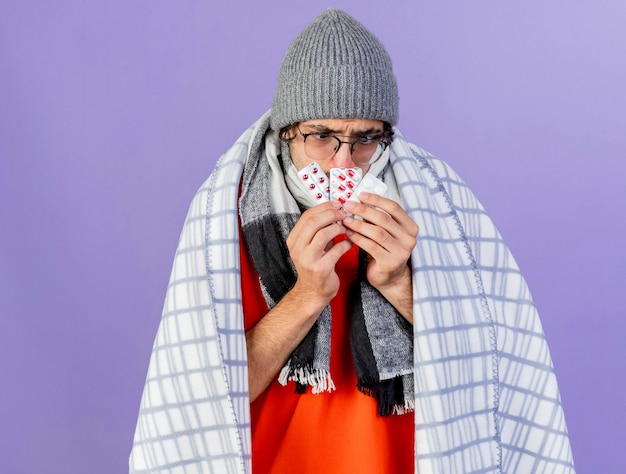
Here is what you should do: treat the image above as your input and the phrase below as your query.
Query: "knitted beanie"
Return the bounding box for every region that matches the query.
[270,9,399,131]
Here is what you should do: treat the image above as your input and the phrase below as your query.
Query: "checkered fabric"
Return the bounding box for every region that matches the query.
[129,112,574,473]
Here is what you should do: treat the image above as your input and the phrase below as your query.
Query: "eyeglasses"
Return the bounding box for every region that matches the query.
[296,125,391,165]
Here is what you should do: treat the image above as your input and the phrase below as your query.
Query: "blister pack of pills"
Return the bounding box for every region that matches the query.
[346,173,388,219]
[348,172,388,202]
[297,162,387,205]
[329,167,362,204]
[297,162,330,203]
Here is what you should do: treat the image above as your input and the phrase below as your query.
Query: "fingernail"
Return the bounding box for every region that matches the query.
[343,215,354,224]
[359,192,370,200]
[344,201,356,210]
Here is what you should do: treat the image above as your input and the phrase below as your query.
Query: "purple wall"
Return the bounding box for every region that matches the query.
[1,2,624,472]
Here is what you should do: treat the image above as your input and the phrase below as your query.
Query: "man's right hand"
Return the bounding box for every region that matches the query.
[286,200,353,306]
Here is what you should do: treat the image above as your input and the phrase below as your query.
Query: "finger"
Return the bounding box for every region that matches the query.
[344,219,395,258]
[345,196,418,240]
[343,211,416,262]
[320,236,353,262]
[310,222,349,255]
[342,204,407,247]
[288,208,350,271]
[288,201,347,246]
[354,193,418,233]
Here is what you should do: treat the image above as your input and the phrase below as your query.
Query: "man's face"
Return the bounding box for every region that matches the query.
[288,118,385,174]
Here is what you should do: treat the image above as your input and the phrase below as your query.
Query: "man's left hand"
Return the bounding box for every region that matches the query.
[341,192,418,322]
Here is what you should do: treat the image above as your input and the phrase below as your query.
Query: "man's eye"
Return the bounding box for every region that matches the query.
[314,133,332,140]
[356,136,376,144]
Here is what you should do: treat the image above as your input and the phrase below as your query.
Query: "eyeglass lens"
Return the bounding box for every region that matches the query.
[303,135,384,164]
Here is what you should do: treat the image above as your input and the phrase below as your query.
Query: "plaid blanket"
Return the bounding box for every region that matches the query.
[129,111,575,473]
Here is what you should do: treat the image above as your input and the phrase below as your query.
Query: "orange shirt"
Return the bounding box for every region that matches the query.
[241,239,414,473]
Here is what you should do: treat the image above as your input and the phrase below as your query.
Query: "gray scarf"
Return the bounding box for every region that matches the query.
[239,116,413,416]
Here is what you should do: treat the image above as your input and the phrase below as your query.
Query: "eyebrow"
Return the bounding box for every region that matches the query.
[304,124,383,136]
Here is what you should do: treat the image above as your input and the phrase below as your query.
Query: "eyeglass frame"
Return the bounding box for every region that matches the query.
[279,123,394,165]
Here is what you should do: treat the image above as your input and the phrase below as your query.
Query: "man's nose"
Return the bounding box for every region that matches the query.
[329,141,356,168]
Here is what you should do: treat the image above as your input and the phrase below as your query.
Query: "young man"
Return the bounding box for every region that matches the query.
[130,9,574,473]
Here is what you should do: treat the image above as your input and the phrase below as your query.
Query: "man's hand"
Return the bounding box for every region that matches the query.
[341,192,418,322]
[287,200,353,306]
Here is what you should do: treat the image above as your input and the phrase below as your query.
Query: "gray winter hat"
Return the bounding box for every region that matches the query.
[270,9,399,131]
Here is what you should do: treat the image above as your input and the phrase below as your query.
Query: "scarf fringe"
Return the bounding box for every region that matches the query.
[278,364,336,394]
[393,398,415,415]
[357,376,415,417]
